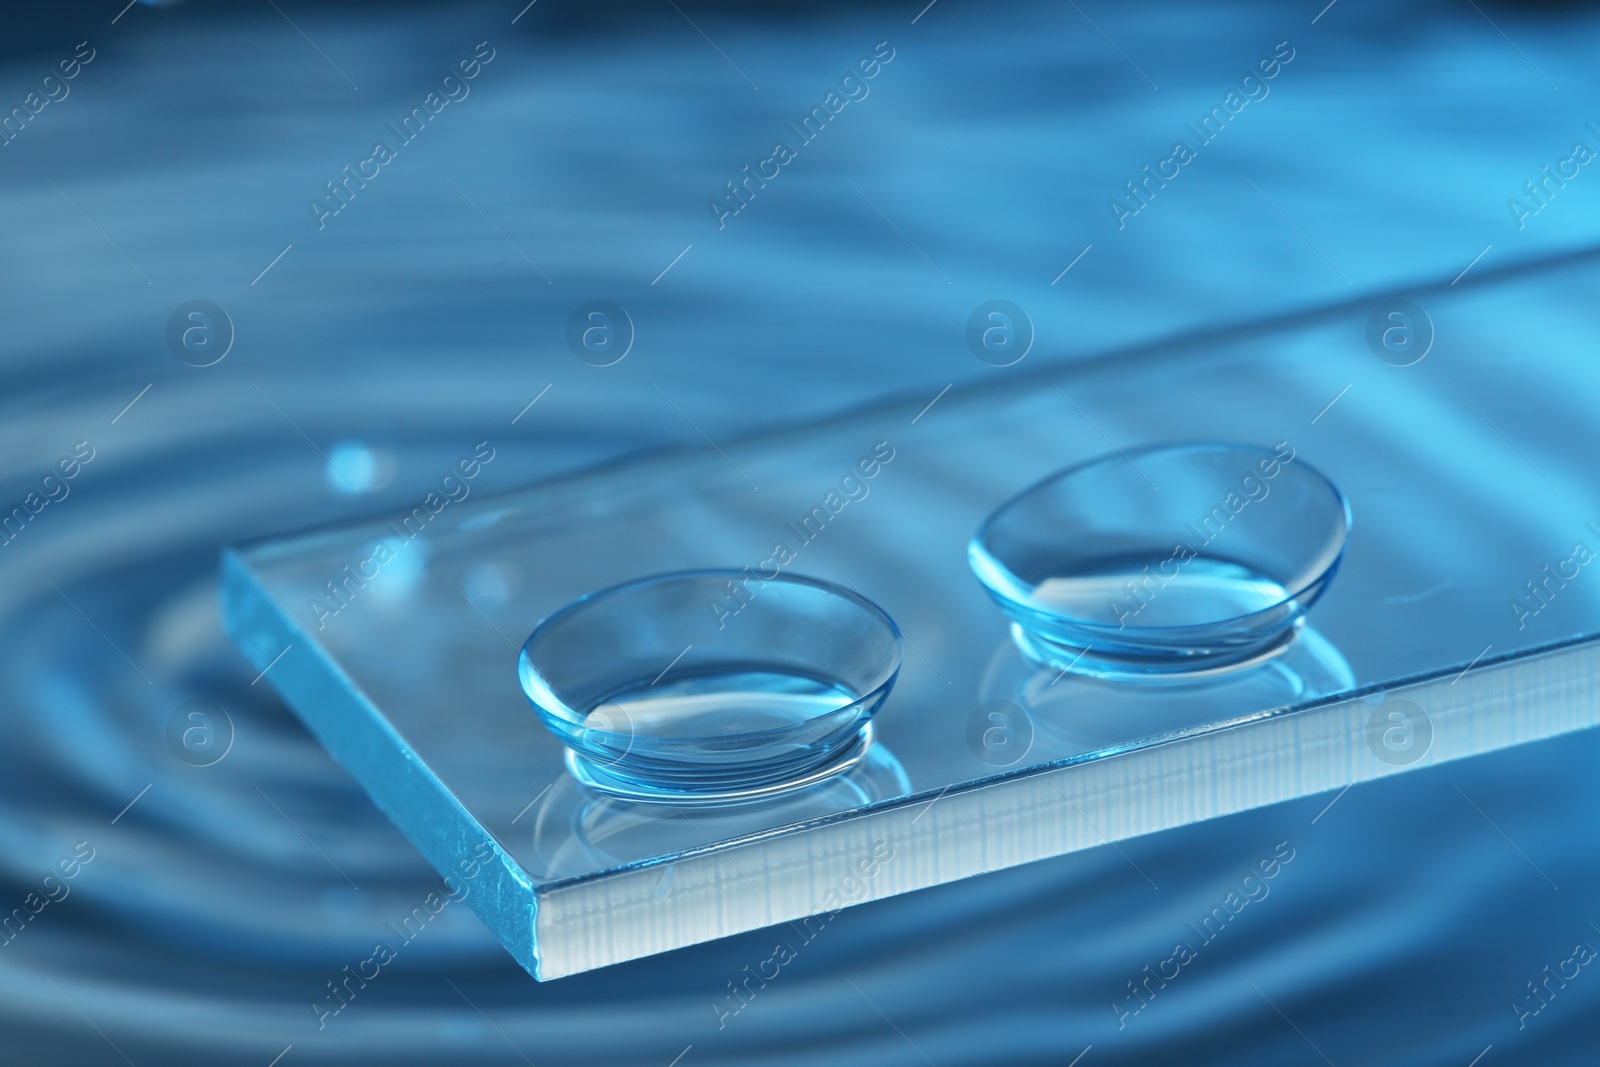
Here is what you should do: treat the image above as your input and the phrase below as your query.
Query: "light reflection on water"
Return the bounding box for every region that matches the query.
[4,0,1600,1061]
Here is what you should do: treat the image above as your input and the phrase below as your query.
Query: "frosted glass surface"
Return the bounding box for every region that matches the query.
[223,261,1600,978]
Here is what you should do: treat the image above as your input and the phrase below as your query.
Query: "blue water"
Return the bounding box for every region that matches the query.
[4,0,1600,1062]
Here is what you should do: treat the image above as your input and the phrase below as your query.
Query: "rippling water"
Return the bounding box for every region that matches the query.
[5,0,1600,1062]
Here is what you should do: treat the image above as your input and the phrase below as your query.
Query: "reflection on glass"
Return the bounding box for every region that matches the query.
[526,741,911,880]
[977,624,1356,764]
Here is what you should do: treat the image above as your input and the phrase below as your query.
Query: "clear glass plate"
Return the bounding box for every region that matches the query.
[222,259,1600,979]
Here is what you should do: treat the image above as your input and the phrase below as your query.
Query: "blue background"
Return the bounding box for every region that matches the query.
[1,0,1598,1063]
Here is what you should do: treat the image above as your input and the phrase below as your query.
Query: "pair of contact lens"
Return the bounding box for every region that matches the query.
[518,442,1351,800]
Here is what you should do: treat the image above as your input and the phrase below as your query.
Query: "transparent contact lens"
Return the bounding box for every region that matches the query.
[519,570,902,800]
[970,442,1351,678]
